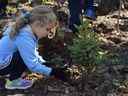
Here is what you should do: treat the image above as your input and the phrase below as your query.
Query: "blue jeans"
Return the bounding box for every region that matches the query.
[68,0,82,32]
[68,0,95,32]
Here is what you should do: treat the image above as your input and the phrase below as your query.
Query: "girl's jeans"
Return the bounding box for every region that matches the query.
[0,52,27,81]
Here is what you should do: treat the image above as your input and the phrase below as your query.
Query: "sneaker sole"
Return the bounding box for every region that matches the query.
[5,80,35,90]
[5,84,33,90]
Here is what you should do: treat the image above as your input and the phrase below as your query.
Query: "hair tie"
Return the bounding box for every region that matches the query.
[23,12,31,19]
[22,12,31,24]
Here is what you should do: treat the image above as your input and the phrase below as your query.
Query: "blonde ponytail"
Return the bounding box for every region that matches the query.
[9,12,31,38]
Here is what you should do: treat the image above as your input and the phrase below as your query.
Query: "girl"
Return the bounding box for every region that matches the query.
[0,5,70,90]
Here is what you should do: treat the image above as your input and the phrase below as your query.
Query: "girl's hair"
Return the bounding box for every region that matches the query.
[10,5,57,38]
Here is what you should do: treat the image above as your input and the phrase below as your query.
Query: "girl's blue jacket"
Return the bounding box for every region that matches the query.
[0,25,52,76]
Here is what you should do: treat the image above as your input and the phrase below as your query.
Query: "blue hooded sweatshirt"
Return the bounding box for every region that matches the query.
[0,25,52,76]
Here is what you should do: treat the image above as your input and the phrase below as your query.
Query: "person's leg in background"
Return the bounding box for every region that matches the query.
[0,51,33,90]
[0,0,8,19]
[62,0,82,46]
[84,0,96,20]
[68,0,82,32]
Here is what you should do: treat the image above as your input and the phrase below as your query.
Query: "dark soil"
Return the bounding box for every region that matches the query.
[1,64,128,96]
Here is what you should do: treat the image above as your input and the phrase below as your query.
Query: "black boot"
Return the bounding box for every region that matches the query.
[50,67,70,82]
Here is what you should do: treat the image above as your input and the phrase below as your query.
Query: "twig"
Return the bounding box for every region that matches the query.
[117,0,122,33]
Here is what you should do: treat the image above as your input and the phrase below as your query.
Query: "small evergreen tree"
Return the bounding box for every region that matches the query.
[67,20,107,91]
[68,20,106,67]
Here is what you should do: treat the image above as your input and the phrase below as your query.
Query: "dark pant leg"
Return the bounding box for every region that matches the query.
[0,1,8,17]
[0,51,27,81]
[83,0,88,11]
[68,0,82,32]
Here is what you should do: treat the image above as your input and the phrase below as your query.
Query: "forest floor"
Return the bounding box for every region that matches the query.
[1,9,128,96]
